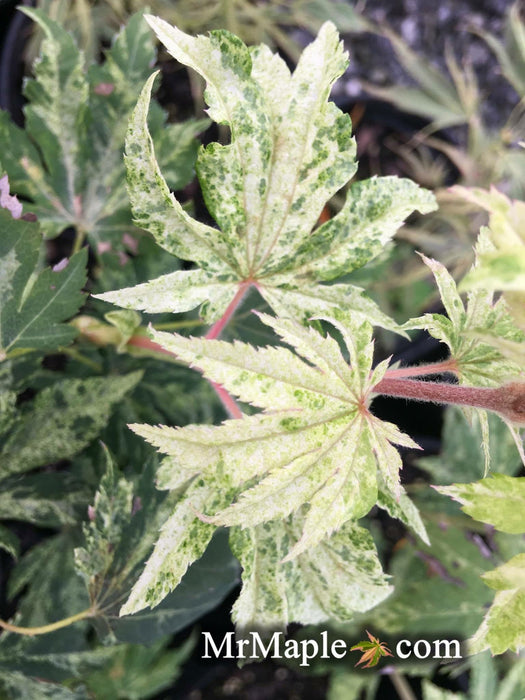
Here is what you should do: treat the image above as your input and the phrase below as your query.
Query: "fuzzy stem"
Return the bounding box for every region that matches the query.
[383,359,458,379]
[0,608,93,636]
[373,377,525,425]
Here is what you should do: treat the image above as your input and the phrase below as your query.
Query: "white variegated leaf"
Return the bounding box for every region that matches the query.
[102,19,436,331]
[120,476,228,615]
[403,242,525,469]
[469,553,525,655]
[377,482,430,545]
[230,517,393,630]
[132,314,420,558]
[96,268,238,317]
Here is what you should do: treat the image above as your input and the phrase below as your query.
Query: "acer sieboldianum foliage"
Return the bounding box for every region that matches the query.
[95,16,437,629]
[93,16,525,649]
[2,14,524,687]
[97,16,436,328]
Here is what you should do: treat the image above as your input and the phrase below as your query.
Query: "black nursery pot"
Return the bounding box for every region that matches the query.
[0,0,35,126]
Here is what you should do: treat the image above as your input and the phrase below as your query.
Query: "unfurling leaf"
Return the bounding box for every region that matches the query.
[98,18,436,328]
[404,231,525,470]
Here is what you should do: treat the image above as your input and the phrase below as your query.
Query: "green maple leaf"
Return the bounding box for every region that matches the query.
[97,17,436,329]
[0,10,205,250]
[0,208,86,360]
[120,314,428,619]
[404,230,525,469]
[350,630,393,668]
[436,474,525,534]
[469,553,525,655]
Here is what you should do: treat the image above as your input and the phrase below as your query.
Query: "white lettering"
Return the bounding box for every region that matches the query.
[320,631,330,659]
[202,631,235,658]
[283,638,300,660]
[236,638,251,657]
[414,639,432,659]
[252,631,283,659]
[433,639,461,659]
[396,639,412,659]
[331,639,347,659]
[300,639,319,667]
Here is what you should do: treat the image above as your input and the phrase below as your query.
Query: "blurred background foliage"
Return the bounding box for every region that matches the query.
[0,0,524,697]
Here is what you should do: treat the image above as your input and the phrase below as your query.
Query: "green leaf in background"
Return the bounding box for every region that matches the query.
[417,406,522,486]
[363,26,477,130]
[0,672,86,700]
[360,522,496,638]
[0,9,205,251]
[0,372,141,475]
[0,523,19,559]
[98,18,436,329]
[469,553,525,655]
[84,635,195,700]
[73,450,238,644]
[436,474,525,534]
[7,533,90,630]
[0,208,87,360]
[477,3,525,97]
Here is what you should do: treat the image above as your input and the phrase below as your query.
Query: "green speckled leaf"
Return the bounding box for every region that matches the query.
[123,72,233,272]
[258,281,403,333]
[0,210,87,359]
[470,553,525,655]
[0,372,141,475]
[120,475,231,615]
[436,474,525,534]
[104,18,435,328]
[131,314,419,559]
[277,177,436,280]
[0,11,202,247]
[21,7,88,214]
[231,517,392,630]
[97,267,238,318]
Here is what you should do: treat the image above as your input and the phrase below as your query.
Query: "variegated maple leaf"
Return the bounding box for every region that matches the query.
[97,17,436,330]
[404,230,525,468]
[120,314,428,618]
[132,314,427,557]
